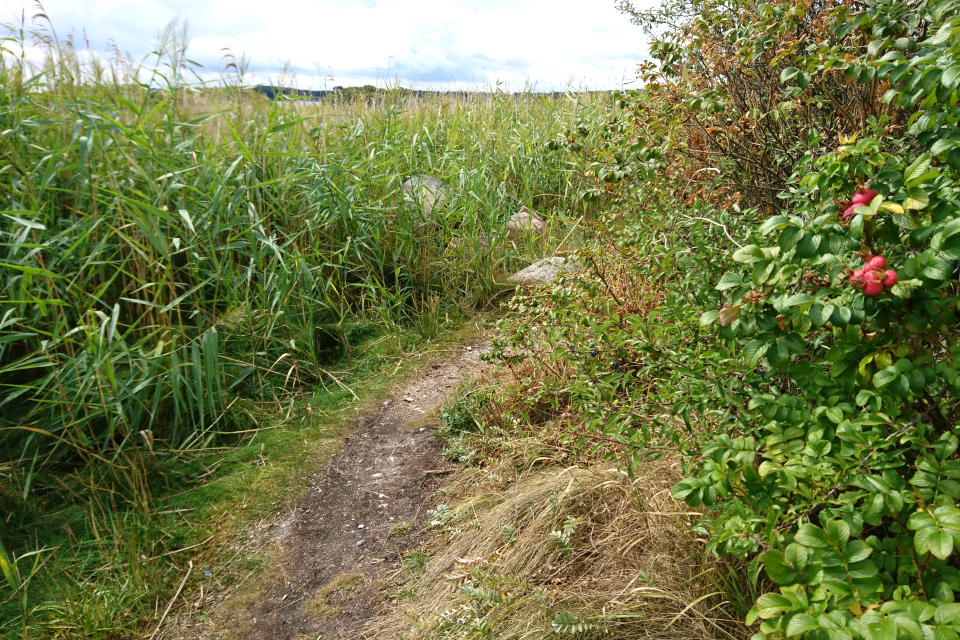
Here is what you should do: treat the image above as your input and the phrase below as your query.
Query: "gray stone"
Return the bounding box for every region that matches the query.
[506,257,573,285]
[505,206,546,239]
[402,175,447,216]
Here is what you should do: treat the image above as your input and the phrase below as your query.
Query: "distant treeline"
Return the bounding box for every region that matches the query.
[252,84,608,101]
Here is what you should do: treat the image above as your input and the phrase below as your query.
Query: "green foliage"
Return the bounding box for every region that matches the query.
[486,0,960,636]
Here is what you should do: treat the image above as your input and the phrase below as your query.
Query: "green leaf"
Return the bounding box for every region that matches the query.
[902,187,930,211]
[699,310,720,326]
[873,369,897,388]
[762,549,800,584]
[782,293,813,308]
[929,530,954,560]
[795,523,830,548]
[2,213,46,230]
[759,215,789,235]
[935,603,960,625]
[905,155,932,184]
[744,340,770,368]
[780,67,800,83]
[787,613,820,637]
[930,137,959,156]
[716,272,744,291]
[923,258,953,281]
[755,593,794,618]
[733,245,764,264]
[0,262,57,278]
[944,66,960,90]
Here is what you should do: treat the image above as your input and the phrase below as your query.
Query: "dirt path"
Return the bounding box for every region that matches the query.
[179,342,489,640]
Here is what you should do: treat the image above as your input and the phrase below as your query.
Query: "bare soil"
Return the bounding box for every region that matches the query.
[173,342,489,640]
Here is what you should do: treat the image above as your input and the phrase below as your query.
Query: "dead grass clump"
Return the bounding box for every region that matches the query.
[372,460,749,640]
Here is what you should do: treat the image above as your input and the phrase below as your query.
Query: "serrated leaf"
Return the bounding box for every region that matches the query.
[943,65,960,90]
[929,530,954,560]
[923,258,952,281]
[905,155,932,183]
[755,593,794,618]
[873,369,897,388]
[716,272,743,291]
[879,202,905,214]
[700,310,720,326]
[719,305,741,327]
[783,293,813,308]
[759,215,789,235]
[903,187,930,211]
[930,137,959,156]
[780,67,799,83]
[935,603,960,625]
[843,540,872,563]
[867,38,888,56]
[787,613,820,637]
[744,340,770,367]
[733,245,764,264]
[795,523,830,548]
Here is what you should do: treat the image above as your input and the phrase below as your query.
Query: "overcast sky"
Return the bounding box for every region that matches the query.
[0,0,651,91]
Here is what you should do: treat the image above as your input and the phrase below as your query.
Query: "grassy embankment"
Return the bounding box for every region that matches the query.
[0,21,616,638]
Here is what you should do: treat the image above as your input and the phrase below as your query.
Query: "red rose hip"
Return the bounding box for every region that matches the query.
[866,256,886,270]
[864,281,884,296]
[852,189,879,205]
[882,270,898,286]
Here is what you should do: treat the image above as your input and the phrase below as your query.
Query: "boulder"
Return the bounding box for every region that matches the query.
[506,257,572,286]
[505,206,546,239]
[402,175,447,216]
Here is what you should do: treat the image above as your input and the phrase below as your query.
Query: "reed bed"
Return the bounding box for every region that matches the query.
[0,18,615,638]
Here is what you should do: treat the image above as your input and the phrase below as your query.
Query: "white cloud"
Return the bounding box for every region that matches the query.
[0,0,652,90]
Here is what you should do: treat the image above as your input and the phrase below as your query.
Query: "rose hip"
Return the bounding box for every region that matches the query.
[852,189,879,205]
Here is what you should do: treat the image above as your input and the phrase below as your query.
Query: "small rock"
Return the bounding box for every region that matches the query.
[357,539,367,547]
[358,524,365,529]
[506,256,574,285]
[403,397,413,403]
[505,206,546,239]
[371,473,383,479]
[402,175,447,216]
[202,570,212,576]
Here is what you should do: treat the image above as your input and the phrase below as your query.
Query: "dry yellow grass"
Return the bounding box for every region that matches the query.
[373,455,749,640]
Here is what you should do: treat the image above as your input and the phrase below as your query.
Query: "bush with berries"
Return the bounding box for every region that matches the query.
[497,0,960,636]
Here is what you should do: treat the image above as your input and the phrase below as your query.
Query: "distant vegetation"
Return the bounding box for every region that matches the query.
[252,84,595,102]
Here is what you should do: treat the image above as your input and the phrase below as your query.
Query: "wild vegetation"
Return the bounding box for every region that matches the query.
[0,13,613,638]
[7,0,960,636]
[418,0,960,637]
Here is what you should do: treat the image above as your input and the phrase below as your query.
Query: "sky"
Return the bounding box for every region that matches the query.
[0,0,650,91]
